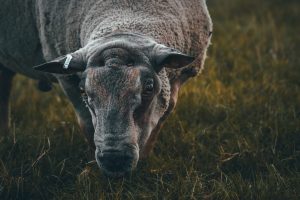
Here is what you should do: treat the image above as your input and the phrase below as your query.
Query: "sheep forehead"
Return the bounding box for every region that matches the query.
[85,67,141,100]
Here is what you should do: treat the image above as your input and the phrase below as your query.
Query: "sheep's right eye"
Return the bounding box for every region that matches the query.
[80,86,85,94]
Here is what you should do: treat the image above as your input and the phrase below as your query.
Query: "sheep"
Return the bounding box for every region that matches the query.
[0,0,212,176]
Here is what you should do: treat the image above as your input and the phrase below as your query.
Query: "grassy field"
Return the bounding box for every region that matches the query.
[1,0,299,199]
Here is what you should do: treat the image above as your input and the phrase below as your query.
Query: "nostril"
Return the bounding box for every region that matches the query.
[98,152,134,172]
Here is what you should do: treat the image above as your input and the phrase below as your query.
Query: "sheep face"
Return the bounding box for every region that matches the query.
[34,33,195,176]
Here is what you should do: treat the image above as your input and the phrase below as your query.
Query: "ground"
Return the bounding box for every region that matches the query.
[0,0,299,199]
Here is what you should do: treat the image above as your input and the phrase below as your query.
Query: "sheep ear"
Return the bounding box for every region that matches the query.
[152,45,195,73]
[34,53,85,74]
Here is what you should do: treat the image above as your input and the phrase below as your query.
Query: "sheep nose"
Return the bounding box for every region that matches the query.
[97,151,134,173]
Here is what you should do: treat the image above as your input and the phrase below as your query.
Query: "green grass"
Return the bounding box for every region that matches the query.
[1,0,299,199]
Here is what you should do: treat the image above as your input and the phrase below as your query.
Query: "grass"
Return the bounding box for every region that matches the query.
[1,0,299,199]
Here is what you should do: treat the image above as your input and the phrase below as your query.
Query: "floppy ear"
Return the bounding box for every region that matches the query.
[152,45,195,73]
[34,51,85,74]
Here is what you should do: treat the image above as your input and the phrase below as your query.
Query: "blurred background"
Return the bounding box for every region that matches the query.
[0,0,299,199]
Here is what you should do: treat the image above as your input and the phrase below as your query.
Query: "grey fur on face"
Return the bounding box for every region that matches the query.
[81,36,174,175]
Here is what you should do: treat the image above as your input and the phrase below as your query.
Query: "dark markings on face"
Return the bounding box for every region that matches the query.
[81,47,163,175]
[85,65,160,117]
[84,48,158,111]
[85,66,141,115]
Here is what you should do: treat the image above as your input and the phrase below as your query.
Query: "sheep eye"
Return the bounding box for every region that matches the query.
[79,81,88,104]
[143,78,154,94]
[79,86,84,93]
[79,86,87,98]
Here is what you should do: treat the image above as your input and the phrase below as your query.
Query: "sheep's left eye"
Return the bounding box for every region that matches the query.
[143,78,154,95]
